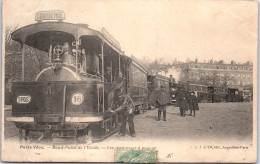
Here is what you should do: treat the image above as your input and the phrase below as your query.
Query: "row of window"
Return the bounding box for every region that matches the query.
[189,64,252,70]
[200,72,252,78]
[230,81,251,85]
[131,65,147,88]
[154,79,169,91]
[189,85,208,92]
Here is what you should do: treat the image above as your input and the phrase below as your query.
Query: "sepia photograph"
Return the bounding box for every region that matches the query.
[1,0,258,162]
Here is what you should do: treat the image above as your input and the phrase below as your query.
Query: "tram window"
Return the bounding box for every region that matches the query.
[132,65,144,87]
[20,31,77,81]
[104,66,112,82]
[62,42,76,65]
[24,45,49,81]
[79,36,103,76]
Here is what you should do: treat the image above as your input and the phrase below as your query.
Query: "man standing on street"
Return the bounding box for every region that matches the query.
[189,91,199,117]
[178,88,189,117]
[109,90,136,137]
[156,85,170,121]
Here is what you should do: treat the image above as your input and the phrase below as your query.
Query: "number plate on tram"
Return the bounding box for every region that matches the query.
[71,92,84,105]
[17,95,31,104]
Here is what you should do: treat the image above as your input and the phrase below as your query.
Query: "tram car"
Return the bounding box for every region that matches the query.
[208,86,243,102]
[6,10,148,142]
[127,55,148,113]
[226,87,243,102]
[207,86,227,103]
[176,82,209,103]
[176,82,245,103]
[188,83,209,103]
[242,87,253,102]
[147,74,170,108]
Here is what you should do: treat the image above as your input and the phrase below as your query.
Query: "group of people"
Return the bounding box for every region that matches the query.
[156,85,199,121]
[177,88,199,117]
[107,82,200,138]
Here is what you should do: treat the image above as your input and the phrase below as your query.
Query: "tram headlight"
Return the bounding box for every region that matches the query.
[71,92,84,105]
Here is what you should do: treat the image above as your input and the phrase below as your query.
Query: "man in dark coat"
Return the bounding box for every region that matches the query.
[109,91,136,137]
[156,85,170,121]
[189,91,199,117]
[178,88,189,117]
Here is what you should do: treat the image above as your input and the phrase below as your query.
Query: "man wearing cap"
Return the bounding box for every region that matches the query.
[62,42,75,65]
[156,85,170,121]
[109,90,136,137]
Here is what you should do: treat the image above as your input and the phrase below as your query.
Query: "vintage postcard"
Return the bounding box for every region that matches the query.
[1,0,258,163]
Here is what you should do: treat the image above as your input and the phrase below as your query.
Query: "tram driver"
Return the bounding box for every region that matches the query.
[79,49,86,72]
[62,42,76,65]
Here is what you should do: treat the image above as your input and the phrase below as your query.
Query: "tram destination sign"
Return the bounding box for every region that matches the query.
[35,10,65,22]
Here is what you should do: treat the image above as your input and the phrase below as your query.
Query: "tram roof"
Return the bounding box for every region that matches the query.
[11,22,122,53]
[154,74,170,80]
[130,55,148,73]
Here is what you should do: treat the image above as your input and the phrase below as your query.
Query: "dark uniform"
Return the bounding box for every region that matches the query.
[189,92,199,117]
[157,86,170,121]
[115,93,135,137]
[178,89,189,117]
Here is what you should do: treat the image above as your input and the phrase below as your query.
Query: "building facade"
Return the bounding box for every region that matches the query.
[174,60,253,88]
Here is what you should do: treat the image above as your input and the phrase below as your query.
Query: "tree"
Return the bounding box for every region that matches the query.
[5,25,20,54]
[191,70,237,87]
[139,56,172,75]
[5,25,49,81]
[220,74,237,87]
[5,25,22,81]
[199,71,221,86]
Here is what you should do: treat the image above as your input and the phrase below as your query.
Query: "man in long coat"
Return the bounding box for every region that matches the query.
[189,91,199,117]
[178,88,189,117]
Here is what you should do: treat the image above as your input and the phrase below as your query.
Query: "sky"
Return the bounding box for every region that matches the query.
[3,0,258,64]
